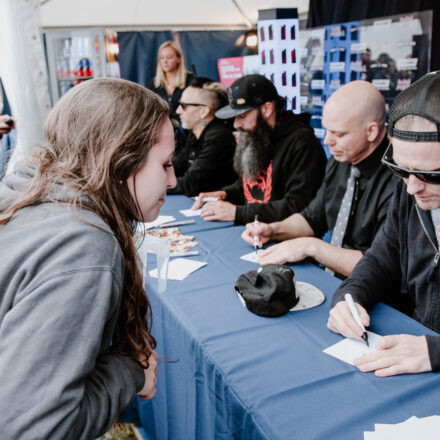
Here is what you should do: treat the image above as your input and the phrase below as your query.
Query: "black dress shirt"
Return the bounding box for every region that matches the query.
[301,137,399,252]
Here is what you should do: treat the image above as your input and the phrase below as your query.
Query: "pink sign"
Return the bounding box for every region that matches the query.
[217,57,244,87]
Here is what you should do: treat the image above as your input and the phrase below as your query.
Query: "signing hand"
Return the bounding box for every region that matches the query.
[191,190,227,210]
[241,221,272,247]
[200,200,236,222]
[327,300,370,341]
[353,334,431,377]
[256,237,317,266]
[137,351,159,400]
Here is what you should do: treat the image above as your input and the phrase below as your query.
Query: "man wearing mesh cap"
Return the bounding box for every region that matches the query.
[328,71,440,377]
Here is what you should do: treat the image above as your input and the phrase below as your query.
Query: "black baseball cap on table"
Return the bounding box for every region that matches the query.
[235,264,325,318]
[215,74,279,120]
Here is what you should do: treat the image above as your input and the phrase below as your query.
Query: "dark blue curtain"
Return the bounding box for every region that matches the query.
[117,31,173,88]
[118,30,248,87]
[0,79,11,116]
[178,31,247,80]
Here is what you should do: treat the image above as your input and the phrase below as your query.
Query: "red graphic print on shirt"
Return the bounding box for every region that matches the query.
[243,161,273,204]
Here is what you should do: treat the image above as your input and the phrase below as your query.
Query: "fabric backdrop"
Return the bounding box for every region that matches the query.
[178,30,246,80]
[117,31,173,88]
[307,0,439,71]
[118,30,248,86]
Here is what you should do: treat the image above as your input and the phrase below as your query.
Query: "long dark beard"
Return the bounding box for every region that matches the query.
[233,112,274,180]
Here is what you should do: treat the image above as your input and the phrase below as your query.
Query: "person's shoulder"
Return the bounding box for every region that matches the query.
[28,203,123,270]
[203,119,234,143]
[277,111,321,146]
[280,111,313,133]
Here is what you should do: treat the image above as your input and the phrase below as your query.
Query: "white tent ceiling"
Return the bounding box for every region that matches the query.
[40,0,310,29]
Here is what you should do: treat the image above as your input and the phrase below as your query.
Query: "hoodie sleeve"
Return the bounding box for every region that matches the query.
[223,178,246,205]
[331,185,403,309]
[0,244,145,440]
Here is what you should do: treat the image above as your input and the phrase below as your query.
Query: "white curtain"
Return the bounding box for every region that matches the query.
[0,0,51,172]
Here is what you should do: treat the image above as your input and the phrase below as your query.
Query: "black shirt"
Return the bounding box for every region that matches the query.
[168,119,237,197]
[222,111,327,225]
[149,72,194,122]
[301,137,399,252]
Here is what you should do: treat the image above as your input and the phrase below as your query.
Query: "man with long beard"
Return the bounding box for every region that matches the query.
[193,74,326,224]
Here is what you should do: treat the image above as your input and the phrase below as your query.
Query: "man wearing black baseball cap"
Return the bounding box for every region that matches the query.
[192,74,326,224]
[328,71,440,377]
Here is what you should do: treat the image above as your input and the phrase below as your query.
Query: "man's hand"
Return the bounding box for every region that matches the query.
[354,334,432,377]
[256,237,318,265]
[200,200,236,222]
[191,190,226,210]
[137,351,159,400]
[0,115,15,138]
[241,221,272,246]
[327,300,370,341]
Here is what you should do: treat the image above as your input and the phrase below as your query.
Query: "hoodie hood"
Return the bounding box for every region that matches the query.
[0,160,88,212]
[0,161,36,211]
[275,111,313,142]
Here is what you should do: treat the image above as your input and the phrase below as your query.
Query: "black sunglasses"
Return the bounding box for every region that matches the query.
[178,102,206,110]
[381,143,440,185]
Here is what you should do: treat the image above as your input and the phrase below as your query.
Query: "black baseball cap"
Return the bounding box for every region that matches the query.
[388,71,440,142]
[215,74,279,120]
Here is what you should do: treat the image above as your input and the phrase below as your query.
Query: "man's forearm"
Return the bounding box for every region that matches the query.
[309,240,363,277]
[271,213,314,241]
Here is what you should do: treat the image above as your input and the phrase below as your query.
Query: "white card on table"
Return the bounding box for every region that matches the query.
[240,250,262,263]
[149,258,207,281]
[180,208,202,217]
[139,215,176,230]
[323,331,382,365]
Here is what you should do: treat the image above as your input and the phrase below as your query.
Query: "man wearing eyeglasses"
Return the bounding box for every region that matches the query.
[167,78,236,196]
[241,80,398,277]
[328,71,440,377]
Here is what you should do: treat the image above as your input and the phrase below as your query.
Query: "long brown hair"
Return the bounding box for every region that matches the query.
[0,78,170,361]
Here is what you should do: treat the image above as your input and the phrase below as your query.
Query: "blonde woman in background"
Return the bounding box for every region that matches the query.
[150,40,194,123]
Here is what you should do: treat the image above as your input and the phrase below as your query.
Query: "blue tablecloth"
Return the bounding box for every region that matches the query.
[122,196,440,439]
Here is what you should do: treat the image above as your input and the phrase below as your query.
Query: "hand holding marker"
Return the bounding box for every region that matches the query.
[253,215,260,255]
[345,293,369,346]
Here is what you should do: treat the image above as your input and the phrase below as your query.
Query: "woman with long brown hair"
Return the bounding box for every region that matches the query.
[0,78,176,439]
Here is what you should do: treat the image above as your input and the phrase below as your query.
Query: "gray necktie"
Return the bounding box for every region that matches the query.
[326,165,361,275]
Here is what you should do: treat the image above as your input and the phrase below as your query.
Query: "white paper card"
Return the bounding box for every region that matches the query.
[365,415,440,439]
[240,250,262,263]
[139,215,175,230]
[149,258,206,281]
[180,208,202,217]
[323,331,382,365]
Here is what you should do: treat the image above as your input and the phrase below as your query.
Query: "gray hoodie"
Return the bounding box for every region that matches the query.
[0,162,145,439]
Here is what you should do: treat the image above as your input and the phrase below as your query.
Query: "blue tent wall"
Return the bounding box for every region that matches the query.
[118,30,248,86]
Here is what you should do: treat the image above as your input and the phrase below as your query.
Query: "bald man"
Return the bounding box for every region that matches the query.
[168,79,236,196]
[242,80,399,277]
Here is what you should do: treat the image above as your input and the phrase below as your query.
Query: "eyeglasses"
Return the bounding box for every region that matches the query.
[381,143,440,185]
[178,102,206,110]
